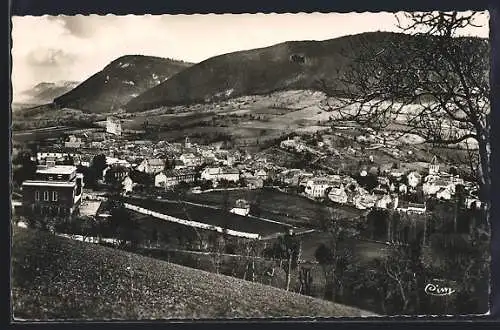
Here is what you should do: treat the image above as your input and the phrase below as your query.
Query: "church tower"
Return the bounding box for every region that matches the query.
[429,155,440,175]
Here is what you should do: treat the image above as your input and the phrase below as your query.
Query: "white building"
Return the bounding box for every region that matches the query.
[465,197,482,209]
[36,151,80,163]
[122,176,134,194]
[179,153,201,167]
[106,116,122,136]
[106,157,131,168]
[354,194,377,210]
[399,183,408,194]
[154,172,168,188]
[201,167,240,182]
[429,155,440,175]
[423,176,454,196]
[375,194,395,210]
[407,171,422,188]
[407,202,426,214]
[328,183,348,204]
[436,187,453,200]
[137,158,165,174]
[304,179,332,198]
[64,135,83,149]
[255,169,268,180]
[230,199,250,216]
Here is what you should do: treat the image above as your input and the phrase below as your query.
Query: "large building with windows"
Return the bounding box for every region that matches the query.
[21,165,84,218]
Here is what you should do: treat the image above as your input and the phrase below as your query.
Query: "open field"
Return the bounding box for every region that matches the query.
[298,232,391,263]
[12,126,76,143]
[12,227,376,319]
[185,188,363,228]
[120,196,293,236]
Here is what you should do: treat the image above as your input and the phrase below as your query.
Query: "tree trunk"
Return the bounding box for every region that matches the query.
[285,255,292,291]
[331,272,337,301]
[251,258,255,282]
[453,197,458,233]
[423,216,427,246]
[477,131,491,230]
[387,216,392,242]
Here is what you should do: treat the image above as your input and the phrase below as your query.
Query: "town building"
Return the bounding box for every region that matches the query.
[201,167,240,182]
[247,177,264,189]
[179,153,202,167]
[407,171,422,188]
[184,136,192,149]
[429,155,440,175]
[122,176,135,194]
[106,116,122,136]
[230,199,250,216]
[137,158,165,174]
[21,165,84,219]
[64,135,84,149]
[423,176,454,196]
[36,150,80,163]
[304,178,332,198]
[327,180,348,204]
[397,201,427,214]
[255,169,268,180]
[154,172,168,188]
[104,166,130,185]
[279,169,313,187]
[155,169,197,188]
[354,194,377,210]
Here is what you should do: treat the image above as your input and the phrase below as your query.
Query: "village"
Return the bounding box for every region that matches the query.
[10,111,489,318]
[12,115,483,224]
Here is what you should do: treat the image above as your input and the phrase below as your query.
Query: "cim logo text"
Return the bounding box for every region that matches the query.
[424,282,456,296]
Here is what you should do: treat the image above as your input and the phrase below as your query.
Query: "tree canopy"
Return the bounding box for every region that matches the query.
[320,12,490,209]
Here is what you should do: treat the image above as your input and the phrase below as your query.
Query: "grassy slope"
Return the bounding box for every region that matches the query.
[11,227,377,320]
[124,32,385,111]
[126,31,484,112]
[53,55,192,113]
[184,188,362,227]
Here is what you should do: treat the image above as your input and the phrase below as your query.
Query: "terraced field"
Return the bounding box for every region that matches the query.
[11,227,377,319]
[184,188,363,228]
[120,196,293,236]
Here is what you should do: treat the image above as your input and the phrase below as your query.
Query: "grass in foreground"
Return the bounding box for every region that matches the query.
[11,227,377,320]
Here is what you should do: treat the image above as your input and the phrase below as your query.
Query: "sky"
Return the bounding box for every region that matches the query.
[11,12,489,102]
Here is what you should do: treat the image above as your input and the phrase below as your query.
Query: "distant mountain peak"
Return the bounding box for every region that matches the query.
[18,80,81,105]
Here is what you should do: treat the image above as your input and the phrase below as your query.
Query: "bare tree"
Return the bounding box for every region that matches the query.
[314,208,355,301]
[320,11,490,225]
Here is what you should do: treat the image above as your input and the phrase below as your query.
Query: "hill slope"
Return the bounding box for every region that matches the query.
[123,32,403,112]
[125,31,487,112]
[53,55,192,113]
[11,227,377,320]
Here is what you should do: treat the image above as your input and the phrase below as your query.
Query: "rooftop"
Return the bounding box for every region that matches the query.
[36,165,77,175]
[22,180,76,188]
[79,200,102,217]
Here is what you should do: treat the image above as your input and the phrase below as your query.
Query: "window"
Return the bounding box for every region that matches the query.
[35,191,40,201]
[43,191,49,201]
[52,191,58,201]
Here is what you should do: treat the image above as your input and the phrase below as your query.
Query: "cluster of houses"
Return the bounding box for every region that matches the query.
[277,156,480,215]
[24,128,483,222]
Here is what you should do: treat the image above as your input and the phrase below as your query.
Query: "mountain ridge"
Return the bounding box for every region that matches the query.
[53,55,193,113]
[123,31,487,112]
